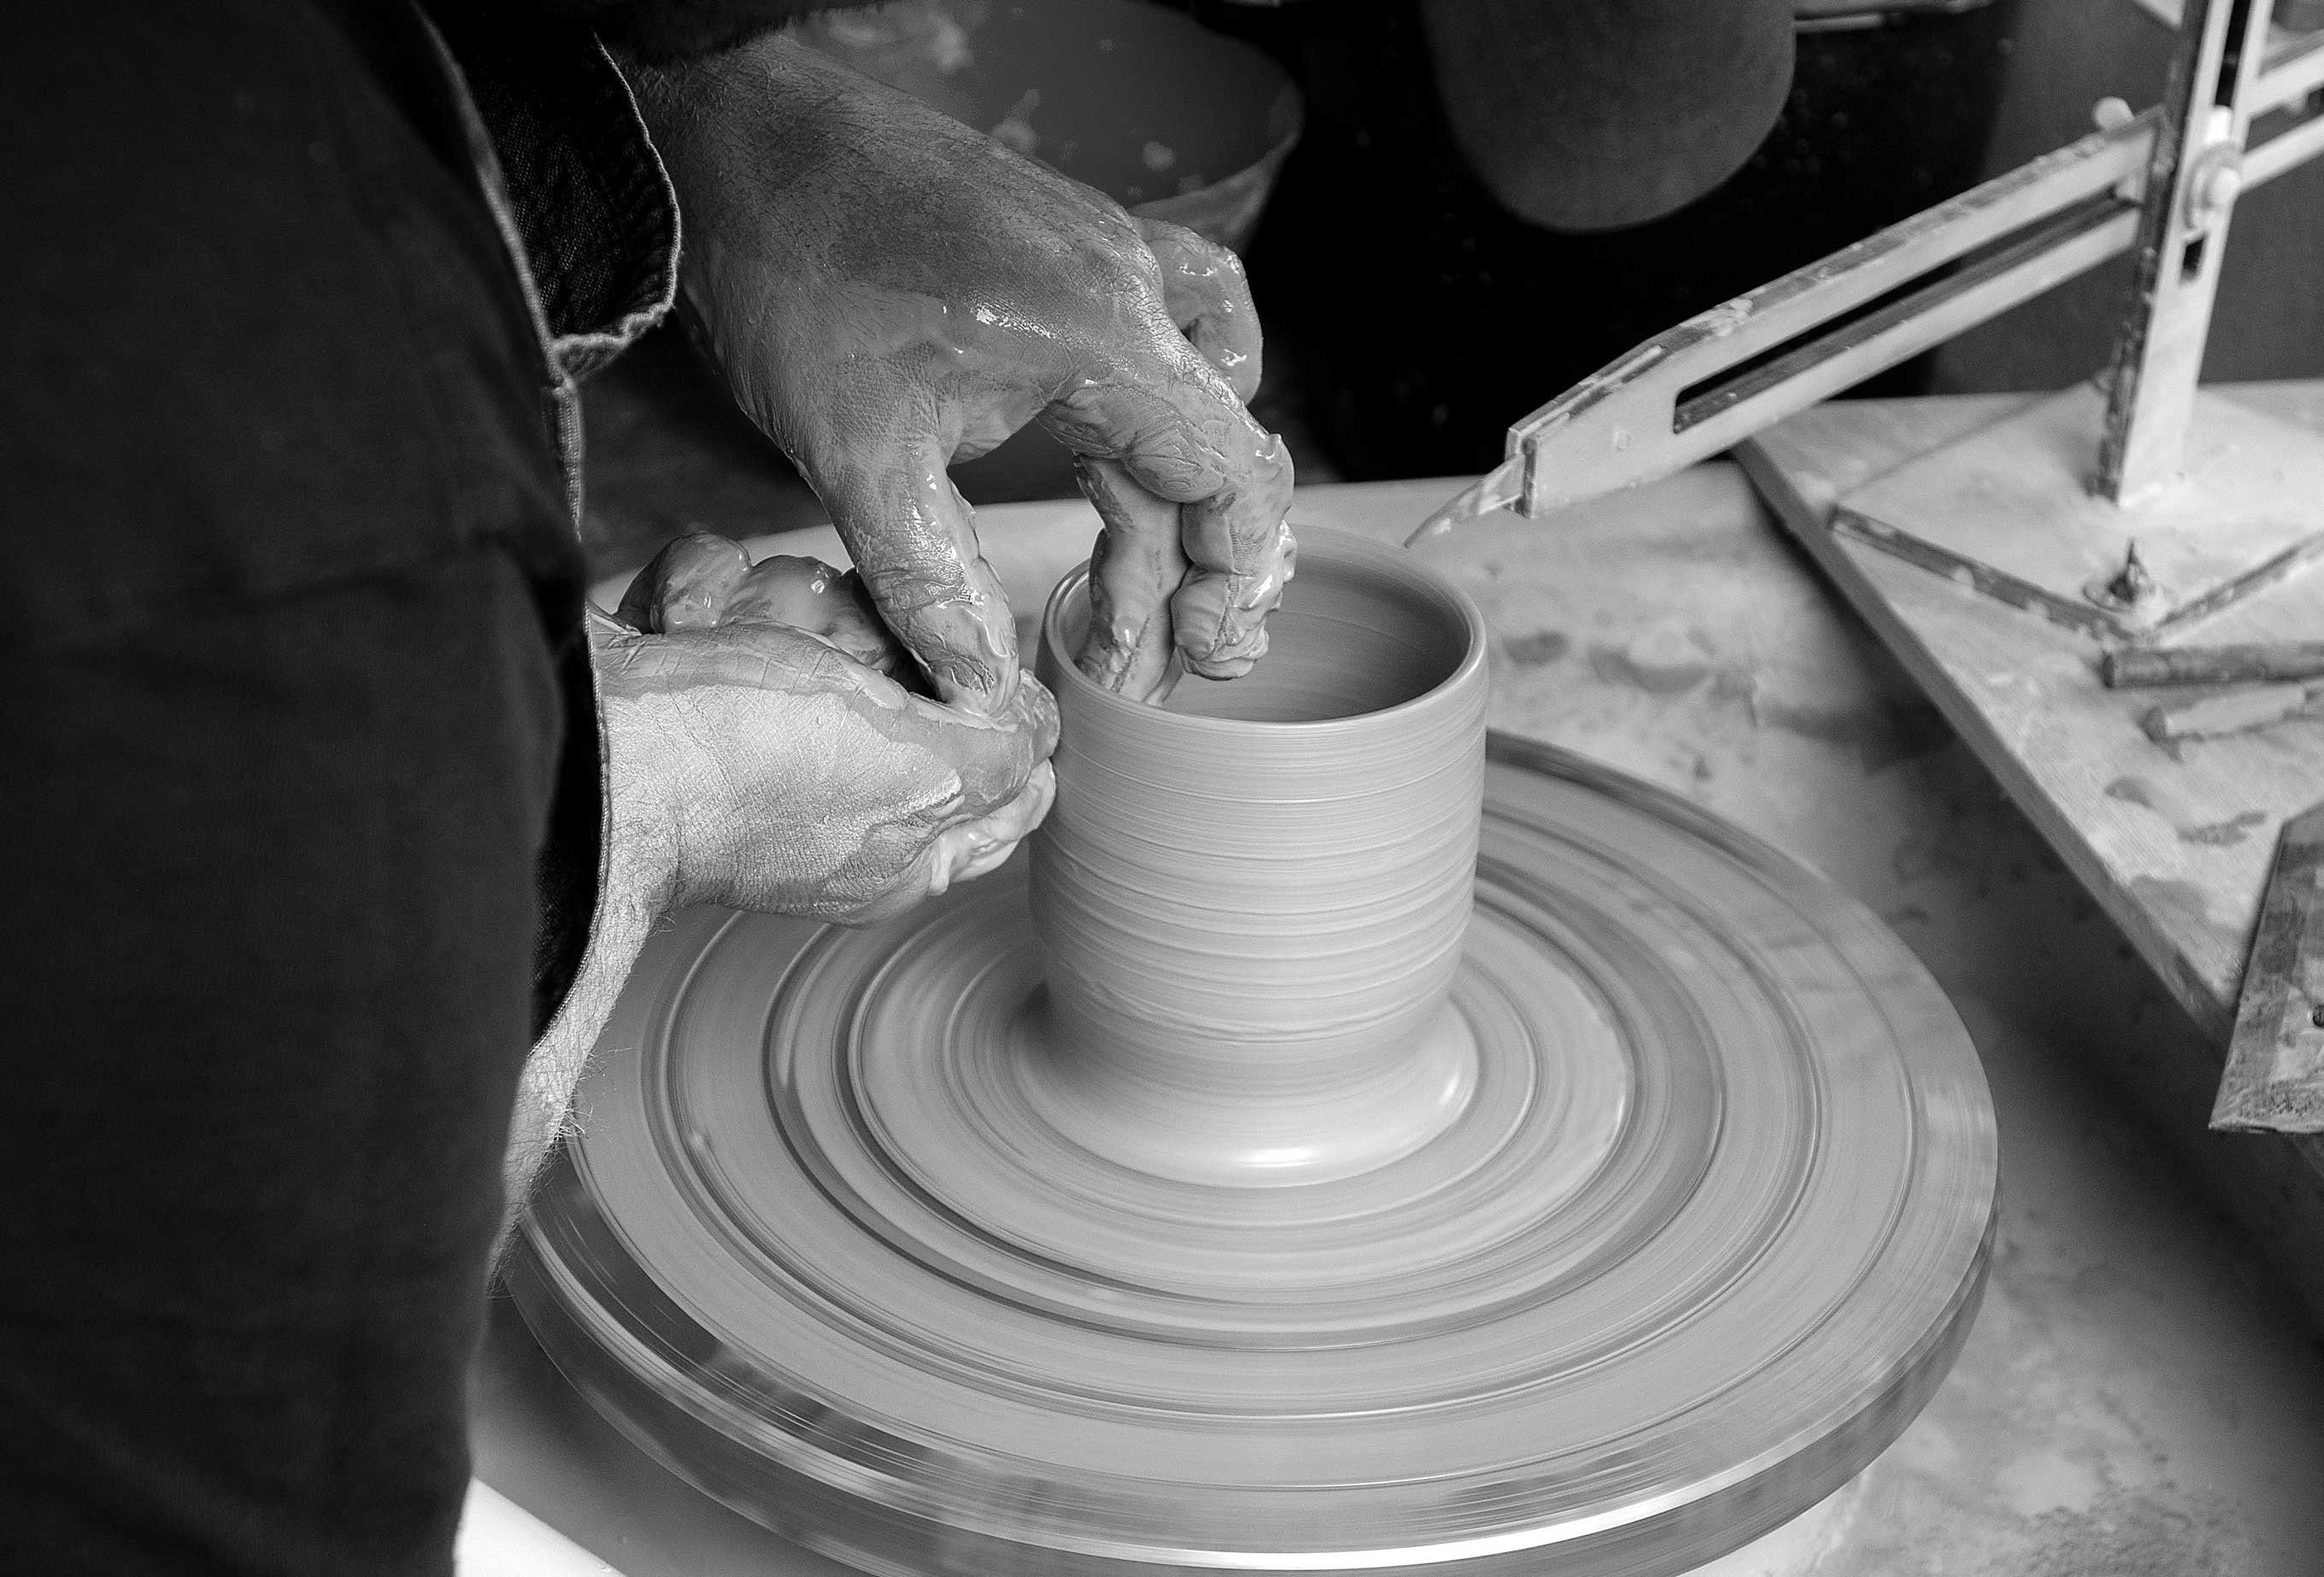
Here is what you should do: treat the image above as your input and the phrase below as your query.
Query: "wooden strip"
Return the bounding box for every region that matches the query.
[1833,495,2131,642]
[2140,683,2315,740]
[2213,803,2324,1132]
[2104,642,2324,686]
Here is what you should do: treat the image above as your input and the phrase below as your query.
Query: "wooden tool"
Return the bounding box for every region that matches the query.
[2138,681,2318,741]
[1413,3,2324,1144]
[2103,641,2324,686]
[2213,801,2324,1132]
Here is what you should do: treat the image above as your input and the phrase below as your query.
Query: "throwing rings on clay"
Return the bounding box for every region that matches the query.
[510,531,1997,1577]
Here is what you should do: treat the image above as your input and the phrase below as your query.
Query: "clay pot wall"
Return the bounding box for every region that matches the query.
[1029,527,1490,1184]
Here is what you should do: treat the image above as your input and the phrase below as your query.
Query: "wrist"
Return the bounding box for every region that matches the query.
[613,27,831,169]
[596,677,686,928]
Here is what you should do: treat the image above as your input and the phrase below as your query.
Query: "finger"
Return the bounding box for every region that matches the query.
[848,761,1052,929]
[817,571,916,678]
[1174,504,1295,683]
[929,759,1055,894]
[601,621,1057,915]
[1072,455,1189,701]
[597,618,1058,782]
[616,531,752,632]
[1135,217,1264,402]
[722,557,913,677]
[834,692,1060,928]
[1040,365,1296,679]
[722,554,843,628]
[891,669,1060,824]
[592,618,903,703]
[686,633,1057,824]
[805,428,1020,716]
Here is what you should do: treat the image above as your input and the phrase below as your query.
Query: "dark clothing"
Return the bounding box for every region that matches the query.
[0,2,680,1569]
[2,561,568,1576]
[522,0,854,64]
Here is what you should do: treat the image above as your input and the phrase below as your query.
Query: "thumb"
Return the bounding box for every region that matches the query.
[801,429,1021,716]
[888,668,1061,824]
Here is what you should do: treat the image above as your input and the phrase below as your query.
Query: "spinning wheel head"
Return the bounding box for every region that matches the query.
[1030,529,1491,1186]
[512,532,1997,1577]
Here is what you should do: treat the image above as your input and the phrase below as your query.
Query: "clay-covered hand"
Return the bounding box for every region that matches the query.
[619,33,1295,709]
[602,533,1059,924]
[616,529,907,675]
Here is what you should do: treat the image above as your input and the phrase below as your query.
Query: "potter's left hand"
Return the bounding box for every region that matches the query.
[498,537,1056,1248]
[621,33,1295,711]
[597,535,1060,925]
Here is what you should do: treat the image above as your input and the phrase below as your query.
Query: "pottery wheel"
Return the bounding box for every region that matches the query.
[510,735,1996,1577]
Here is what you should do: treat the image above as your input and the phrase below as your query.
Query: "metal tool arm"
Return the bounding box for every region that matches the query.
[1411,20,2324,543]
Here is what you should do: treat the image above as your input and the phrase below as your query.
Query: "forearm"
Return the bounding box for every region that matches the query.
[617,25,896,308]
[616,26,835,174]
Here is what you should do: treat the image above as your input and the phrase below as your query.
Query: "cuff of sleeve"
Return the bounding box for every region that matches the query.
[432,12,681,384]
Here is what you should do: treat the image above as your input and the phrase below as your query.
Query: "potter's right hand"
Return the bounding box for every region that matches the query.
[600,534,1059,925]
[619,33,1296,710]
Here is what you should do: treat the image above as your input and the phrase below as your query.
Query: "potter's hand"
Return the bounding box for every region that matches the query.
[621,34,1295,709]
[498,535,1056,1249]
[602,534,1059,924]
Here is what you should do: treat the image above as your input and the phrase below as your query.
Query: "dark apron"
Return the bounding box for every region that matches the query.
[0,3,599,1569]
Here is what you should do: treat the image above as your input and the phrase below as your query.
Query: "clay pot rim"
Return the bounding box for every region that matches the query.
[1039,527,1488,736]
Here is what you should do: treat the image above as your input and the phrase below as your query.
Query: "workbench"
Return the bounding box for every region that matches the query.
[467,472,2324,1576]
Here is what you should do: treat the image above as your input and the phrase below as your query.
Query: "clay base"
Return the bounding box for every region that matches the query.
[1002,997,1486,1188]
[510,737,1996,1577]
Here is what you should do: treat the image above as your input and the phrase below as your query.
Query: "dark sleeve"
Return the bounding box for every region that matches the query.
[417,0,878,361]
[533,618,607,1038]
[421,6,679,378]
[426,0,871,74]
[526,0,860,63]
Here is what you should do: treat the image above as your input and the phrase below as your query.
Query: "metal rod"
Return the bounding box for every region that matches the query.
[2246,103,2324,186]
[2254,26,2324,116]
[1407,117,2159,540]
[2095,0,2275,502]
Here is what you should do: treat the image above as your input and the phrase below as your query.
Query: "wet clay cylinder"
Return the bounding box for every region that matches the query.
[1029,527,1489,1185]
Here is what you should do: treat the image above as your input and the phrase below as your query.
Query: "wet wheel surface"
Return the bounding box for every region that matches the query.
[510,735,1997,1577]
